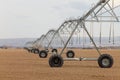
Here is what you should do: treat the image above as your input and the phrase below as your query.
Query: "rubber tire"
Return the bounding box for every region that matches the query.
[52,49,58,53]
[28,49,31,53]
[29,49,32,53]
[31,49,35,53]
[45,49,49,53]
[66,50,75,58]
[34,49,39,54]
[98,54,114,68]
[49,54,63,67]
[39,50,48,58]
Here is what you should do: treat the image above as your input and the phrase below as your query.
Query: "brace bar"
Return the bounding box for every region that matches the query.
[64,57,98,61]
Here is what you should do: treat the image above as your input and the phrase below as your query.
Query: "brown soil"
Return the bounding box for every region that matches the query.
[0,48,120,80]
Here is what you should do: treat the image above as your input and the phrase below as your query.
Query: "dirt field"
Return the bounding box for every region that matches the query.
[0,48,120,80]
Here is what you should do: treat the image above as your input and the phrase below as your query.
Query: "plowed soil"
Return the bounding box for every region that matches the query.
[0,48,120,80]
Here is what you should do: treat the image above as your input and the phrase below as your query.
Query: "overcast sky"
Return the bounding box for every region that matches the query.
[0,0,120,39]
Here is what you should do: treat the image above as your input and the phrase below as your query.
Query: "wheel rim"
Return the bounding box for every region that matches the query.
[102,58,110,67]
[46,49,49,52]
[53,57,61,65]
[35,51,38,53]
[68,53,73,57]
[52,49,57,53]
[53,50,56,52]
[41,52,46,57]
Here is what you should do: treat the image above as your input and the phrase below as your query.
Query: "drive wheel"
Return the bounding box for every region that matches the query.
[31,49,35,53]
[39,50,48,58]
[66,50,75,58]
[98,54,113,68]
[49,54,63,67]
[52,49,58,53]
[34,49,39,54]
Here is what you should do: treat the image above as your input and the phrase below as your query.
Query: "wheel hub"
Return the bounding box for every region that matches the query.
[68,53,73,57]
[54,58,60,64]
[41,52,45,57]
[102,58,110,67]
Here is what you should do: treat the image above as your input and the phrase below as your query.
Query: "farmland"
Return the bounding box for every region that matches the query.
[0,48,120,80]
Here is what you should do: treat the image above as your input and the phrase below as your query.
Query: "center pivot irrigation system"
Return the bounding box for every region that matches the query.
[25,29,66,57]
[48,0,119,68]
[25,34,46,53]
[25,0,120,68]
[38,29,65,58]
